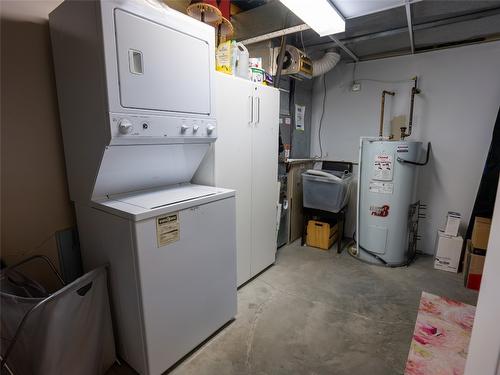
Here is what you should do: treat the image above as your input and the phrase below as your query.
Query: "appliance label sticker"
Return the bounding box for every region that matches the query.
[397,145,409,153]
[156,213,179,247]
[373,154,393,181]
[369,181,394,194]
[295,104,306,131]
[370,205,390,217]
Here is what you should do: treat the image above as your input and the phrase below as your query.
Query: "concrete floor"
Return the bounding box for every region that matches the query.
[110,241,478,375]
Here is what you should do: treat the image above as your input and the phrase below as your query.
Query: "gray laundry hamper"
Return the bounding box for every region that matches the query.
[0,255,116,375]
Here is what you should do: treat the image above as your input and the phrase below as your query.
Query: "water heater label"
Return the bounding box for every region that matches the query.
[369,181,394,194]
[370,205,390,217]
[156,213,179,247]
[397,144,409,153]
[373,154,393,181]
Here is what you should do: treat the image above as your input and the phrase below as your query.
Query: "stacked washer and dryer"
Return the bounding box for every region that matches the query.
[50,1,237,374]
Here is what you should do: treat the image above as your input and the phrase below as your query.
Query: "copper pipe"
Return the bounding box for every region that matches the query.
[379,90,395,137]
[401,76,421,139]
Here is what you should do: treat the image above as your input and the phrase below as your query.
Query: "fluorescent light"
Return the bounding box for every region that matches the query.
[280,0,345,37]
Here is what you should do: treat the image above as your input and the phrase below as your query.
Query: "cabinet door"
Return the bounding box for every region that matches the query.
[250,84,280,276]
[213,74,254,286]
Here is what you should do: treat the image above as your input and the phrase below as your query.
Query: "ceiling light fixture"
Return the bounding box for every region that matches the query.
[280,0,345,37]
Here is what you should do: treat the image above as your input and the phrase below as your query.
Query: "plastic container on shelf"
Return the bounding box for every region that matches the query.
[235,42,249,79]
[302,170,353,213]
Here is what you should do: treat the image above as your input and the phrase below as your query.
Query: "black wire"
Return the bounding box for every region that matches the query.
[274,10,290,89]
[289,79,295,157]
[352,61,358,84]
[318,73,327,158]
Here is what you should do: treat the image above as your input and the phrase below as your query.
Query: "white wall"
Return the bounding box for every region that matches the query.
[464,184,500,375]
[310,42,500,253]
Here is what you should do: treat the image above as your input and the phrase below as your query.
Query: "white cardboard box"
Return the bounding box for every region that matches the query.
[444,211,461,236]
[434,230,463,272]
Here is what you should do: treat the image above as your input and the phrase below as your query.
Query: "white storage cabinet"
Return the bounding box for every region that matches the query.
[195,73,280,286]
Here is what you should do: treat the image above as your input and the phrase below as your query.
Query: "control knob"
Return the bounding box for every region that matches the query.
[181,124,189,133]
[118,119,133,135]
[207,124,215,135]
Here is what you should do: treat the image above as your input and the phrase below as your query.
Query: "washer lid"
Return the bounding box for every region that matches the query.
[93,184,235,221]
[112,184,220,209]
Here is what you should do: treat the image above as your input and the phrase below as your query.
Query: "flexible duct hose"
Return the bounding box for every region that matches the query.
[312,51,341,77]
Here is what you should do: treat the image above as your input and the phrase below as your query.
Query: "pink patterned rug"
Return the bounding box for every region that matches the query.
[404,292,476,375]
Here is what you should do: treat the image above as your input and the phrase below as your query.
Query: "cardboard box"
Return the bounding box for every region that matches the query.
[306,220,338,250]
[434,230,463,273]
[464,240,485,290]
[471,216,491,250]
[444,211,461,236]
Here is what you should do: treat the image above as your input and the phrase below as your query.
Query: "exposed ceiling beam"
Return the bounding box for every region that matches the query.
[327,35,359,61]
[348,34,500,63]
[307,6,500,51]
[405,0,415,54]
[238,3,500,61]
[239,23,359,62]
[240,24,311,45]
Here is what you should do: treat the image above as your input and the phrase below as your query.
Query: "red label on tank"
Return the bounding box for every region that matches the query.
[370,205,390,217]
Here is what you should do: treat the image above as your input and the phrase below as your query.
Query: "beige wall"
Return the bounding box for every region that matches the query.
[1,0,72,276]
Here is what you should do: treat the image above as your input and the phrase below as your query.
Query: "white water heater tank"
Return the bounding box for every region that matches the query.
[356,139,422,266]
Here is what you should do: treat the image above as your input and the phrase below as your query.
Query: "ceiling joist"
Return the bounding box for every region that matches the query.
[328,35,359,61]
[405,0,415,54]
[306,6,500,52]
[240,24,311,45]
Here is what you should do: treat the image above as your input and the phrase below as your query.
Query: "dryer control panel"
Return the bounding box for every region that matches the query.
[109,113,217,145]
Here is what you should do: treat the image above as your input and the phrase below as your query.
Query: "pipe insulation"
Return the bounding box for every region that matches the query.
[312,51,341,77]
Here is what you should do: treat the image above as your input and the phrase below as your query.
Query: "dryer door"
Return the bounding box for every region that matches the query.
[114,9,211,115]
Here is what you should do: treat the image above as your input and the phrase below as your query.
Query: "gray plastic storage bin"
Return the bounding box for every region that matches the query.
[302,170,353,213]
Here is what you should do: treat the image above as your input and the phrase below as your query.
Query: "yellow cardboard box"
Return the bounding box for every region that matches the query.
[471,217,491,251]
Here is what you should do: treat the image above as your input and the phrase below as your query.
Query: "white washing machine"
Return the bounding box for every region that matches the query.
[76,184,236,375]
[49,1,237,374]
